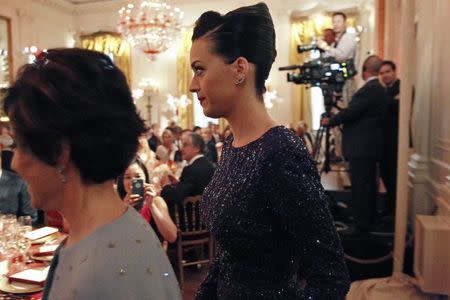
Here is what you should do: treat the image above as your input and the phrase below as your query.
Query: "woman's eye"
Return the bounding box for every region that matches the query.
[194,67,203,76]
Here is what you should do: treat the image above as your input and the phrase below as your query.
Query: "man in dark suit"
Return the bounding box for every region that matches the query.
[322,55,387,234]
[160,132,215,207]
[201,127,218,165]
[0,157,37,222]
[379,60,400,216]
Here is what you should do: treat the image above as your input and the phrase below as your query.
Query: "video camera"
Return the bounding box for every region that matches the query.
[279,58,356,86]
[279,40,357,87]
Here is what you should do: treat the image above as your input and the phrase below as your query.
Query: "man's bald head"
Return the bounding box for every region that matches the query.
[362,55,383,80]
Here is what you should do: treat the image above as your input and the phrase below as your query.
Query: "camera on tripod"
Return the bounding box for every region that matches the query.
[278,43,357,173]
[279,41,356,87]
[297,43,320,53]
[279,57,356,87]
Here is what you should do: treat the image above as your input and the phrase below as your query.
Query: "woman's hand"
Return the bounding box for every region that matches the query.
[143,183,158,207]
[124,192,142,207]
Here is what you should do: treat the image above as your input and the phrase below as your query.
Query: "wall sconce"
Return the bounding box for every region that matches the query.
[263,78,283,109]
[164,94,192,123]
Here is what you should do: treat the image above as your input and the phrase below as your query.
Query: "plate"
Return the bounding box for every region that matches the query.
[0,276,43,294]
[30,232,66,245]
[29,254,54,262]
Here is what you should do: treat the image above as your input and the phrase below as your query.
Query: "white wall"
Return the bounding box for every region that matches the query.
[0,0,75,78]
[384,0,450,215]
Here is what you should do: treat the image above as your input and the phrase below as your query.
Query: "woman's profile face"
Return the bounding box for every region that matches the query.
[189,38,236,118]
[10,132,63,211]
[123,163,146,194]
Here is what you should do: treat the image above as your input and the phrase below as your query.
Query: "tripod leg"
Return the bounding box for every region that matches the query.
[312,126,324,161]
[323,126,331,173]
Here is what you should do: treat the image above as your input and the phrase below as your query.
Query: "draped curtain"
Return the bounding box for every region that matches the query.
[290,15,356,128]
[176,28,194,130]
[80,31,132,85]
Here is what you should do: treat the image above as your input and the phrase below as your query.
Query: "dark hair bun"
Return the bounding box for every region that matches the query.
[192,2,276,95]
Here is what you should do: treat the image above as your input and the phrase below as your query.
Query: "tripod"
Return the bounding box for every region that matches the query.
[311,83,343,173]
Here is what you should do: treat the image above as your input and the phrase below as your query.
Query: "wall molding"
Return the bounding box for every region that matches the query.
[408,153,429,183]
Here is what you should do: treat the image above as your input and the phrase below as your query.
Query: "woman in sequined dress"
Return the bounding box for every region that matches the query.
[4,48,181,299]
[189,3,350,299]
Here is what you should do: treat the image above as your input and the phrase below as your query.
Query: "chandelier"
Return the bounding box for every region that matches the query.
[117,0,184,61]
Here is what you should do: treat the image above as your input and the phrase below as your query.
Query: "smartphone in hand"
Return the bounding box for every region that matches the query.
[131,178,144,197]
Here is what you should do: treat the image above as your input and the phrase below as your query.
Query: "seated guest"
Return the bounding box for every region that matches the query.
[147,123,161,152]
[156,129,178,163]
[0,156,37,222]
[117,157,177,242]
[201,127,218,164]
[137,135,157,169]
[0,125,14,171]
[160,132,215,207]
[192,125,202,135]
[4,48,180,299]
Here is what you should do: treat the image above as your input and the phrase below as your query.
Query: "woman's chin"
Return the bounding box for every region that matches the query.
[203,108,221,119]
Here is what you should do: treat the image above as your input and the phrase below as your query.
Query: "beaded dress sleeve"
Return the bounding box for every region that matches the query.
[267,148,350,299]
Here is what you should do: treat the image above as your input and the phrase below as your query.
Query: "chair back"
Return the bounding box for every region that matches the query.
[174,195,208,234]
[174,195,214,290]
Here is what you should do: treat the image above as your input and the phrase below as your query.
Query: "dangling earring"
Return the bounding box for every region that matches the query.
[235,75,245,85]
[56,166,67,183]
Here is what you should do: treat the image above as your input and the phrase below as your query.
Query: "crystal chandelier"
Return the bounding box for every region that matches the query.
[117,0,184,61]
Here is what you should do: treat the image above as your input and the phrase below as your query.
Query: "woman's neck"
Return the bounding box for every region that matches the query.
[58,180,126,247]
[227,95,277,147]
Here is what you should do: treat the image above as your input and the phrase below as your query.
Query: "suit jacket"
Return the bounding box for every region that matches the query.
[204,139,218,164]
[329,78,387,159]
[0,169,37,222]
[383,79,400,153]
[161,156,215,206]
[147,135,161,153]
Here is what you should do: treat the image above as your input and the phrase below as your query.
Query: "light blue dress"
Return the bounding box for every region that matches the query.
[43,207,181,300]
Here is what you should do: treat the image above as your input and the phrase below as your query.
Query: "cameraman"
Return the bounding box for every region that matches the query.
[317,12,357,62]
[321,55,388,236]
[318,13,357,160]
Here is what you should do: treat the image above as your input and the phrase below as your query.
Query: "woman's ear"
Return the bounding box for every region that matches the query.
[233,57,249,85]
[58,140,71,168]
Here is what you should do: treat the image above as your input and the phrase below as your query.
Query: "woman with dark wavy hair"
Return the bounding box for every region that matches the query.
[4,48,180,299]
[189,3,350,299]
[116,156,177,243]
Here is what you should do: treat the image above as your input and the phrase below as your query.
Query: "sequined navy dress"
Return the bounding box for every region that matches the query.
[195,126,350,300]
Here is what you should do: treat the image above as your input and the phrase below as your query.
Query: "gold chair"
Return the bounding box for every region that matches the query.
[174,195,214,289]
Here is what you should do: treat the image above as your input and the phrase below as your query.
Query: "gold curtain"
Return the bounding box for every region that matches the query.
[80,31,132,85]
[290,15,356,128]
[176,28,194,130]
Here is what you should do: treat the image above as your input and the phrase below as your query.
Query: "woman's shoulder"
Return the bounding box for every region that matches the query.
[87,208,180,298]
[259,127,315,176]
[263,126,309,158]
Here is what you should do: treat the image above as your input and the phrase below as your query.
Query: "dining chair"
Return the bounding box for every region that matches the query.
[173,195,214,289]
